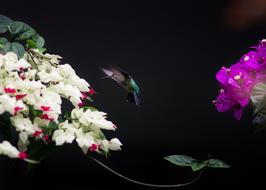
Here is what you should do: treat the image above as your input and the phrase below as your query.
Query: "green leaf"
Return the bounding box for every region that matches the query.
[83,106,98,112]
[0,37,8,49]
[63,111,71,119]
[251,82,266,124]
[251,82,266,112]
[41,121,59,136]
[0,38,25,58]
[87,96,94,102]
[0,15,13,33]
[32,34,45,49]
[27,34,45,49]
[191,160,208,172]
[39,47,47,53]
[164,155,195,167]
[9,21,36,40]
[28,105,42,121]
[207,159,231,168]
[3,41,11,52]
[26,39,36,49]
[10,42,25,58]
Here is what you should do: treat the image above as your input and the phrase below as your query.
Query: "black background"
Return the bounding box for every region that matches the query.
[1,0,266,189]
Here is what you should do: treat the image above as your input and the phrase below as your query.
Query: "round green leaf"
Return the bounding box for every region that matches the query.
[31,34,45,49]
[207,159,231,168]
[164,155,195,166]
[0,37,8,49]
[27,34,45,49]
[11,42,25,58]
[251,82,266,124]
[2,40,25,58]
[0,15,13,33]
[26,39,36,49]
[3,41,12,52]
[251,82,266,112]
[191,160,208,172]
[9,21,36,40]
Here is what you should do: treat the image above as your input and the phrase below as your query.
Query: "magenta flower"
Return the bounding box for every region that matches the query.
[214,89,243,120]
[216,64,256,107]
[214,39,266,120]
[239,51,261,71]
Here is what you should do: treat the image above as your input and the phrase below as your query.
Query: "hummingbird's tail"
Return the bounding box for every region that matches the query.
[127,92,141,106]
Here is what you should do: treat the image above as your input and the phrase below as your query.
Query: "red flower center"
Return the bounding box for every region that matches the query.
[81,92,88,99]
[18,152,28,160]
[88,88,95,95]
[15,94,27,100]
[89,144,99,152]
[40,114,54,121]
[40,106,51,111]
[44,135,50,141]
[14,106,23,113]
[78,102,84,108]
[4,87,16,94]
[33,130,43,137]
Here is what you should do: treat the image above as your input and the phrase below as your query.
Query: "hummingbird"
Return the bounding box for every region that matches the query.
[101,66,141,106]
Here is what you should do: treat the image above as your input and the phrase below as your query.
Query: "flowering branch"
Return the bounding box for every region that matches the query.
[0,14,122,163]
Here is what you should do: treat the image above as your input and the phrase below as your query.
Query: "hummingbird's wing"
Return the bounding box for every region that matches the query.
[127,92,141,106]
[101,67,128,84]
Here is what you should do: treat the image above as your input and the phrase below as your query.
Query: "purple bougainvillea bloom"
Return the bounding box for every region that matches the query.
[239,51,260,71]
[216,63,256,107]
[214,90,235,112]
[215,64,254,120]
[214,39,266,120]
[213,89,243,120]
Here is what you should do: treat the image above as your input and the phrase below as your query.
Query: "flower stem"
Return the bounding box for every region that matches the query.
[89,156,205,188]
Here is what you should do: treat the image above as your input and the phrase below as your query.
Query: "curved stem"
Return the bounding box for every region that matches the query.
[89,156,205,188]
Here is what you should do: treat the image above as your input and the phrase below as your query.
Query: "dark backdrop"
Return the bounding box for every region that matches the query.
[1,1,266,189]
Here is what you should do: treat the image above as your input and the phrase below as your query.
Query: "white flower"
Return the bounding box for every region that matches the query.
[52,82,82,107]
[19,131,29,144]
[38,69,63,83]
[53,130,67,145]
[68,76,90,92]
[0,141,20,158]
[79,109,115,130]
[75,129,95,153]
[43,53,62,65]
[0,91,26,115]
[0,94,16,114]
[57,64,90,91]
[71,108,84,119]
[109,138,122,150]
[10,114,39,134]
[18,132,30,152]
[4,58,31,72]
[24,69,37,79]
[57,64,76,78]
[0,141,38,163]
[3,52,18,67]
[52,121,77,145]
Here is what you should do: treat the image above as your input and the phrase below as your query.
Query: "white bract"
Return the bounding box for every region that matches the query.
[0,50,121,162]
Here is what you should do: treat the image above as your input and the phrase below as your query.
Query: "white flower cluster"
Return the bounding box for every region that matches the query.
[0,51,122,162]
